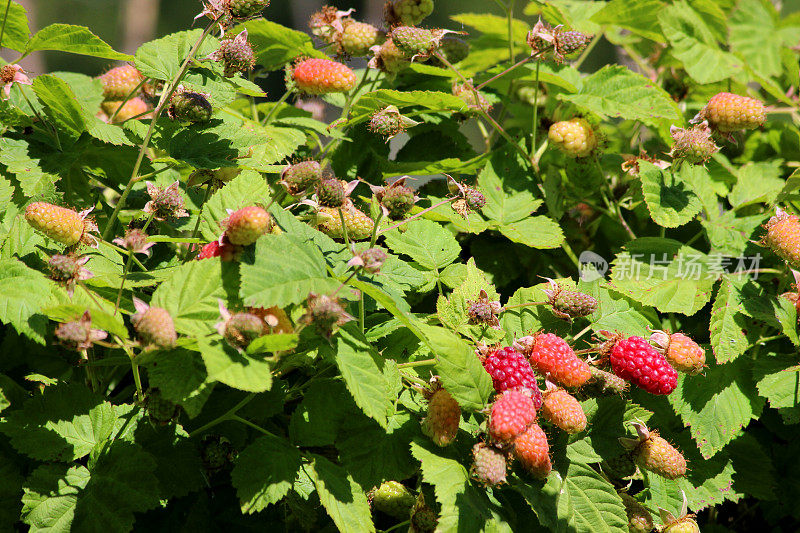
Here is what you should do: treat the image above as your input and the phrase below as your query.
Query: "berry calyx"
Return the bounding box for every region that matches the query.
[698,92,766,132]
[548,118,597,158]
[300,292,352,338]
[488,389,538,442]
[470,442,507,486]
[588,365,629,394]
[763,208,800,268]
[540,385,587,434]
[290,57,357,95]
[376,177,418,218]
[520,333,591,388]
[421,383,460,447]
[609,335,677,395]
[512,423,551,479]
[48,254,93,296]
[55,311,107,351]
[466,290,503,329]
[144,181,189,220]
[367,38,409,76]
[217,301,265,350]
[224,206,272,245]
[347,247,388,274]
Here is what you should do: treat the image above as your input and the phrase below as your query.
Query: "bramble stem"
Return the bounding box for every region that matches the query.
[81,349,99,393]
[108,76,150,123]
[102,20,217,241]
[114,213,153,314]
[397,358,437,369]
[475,55,535,91]
[262,89,290,125]
[530,59,541,153]
[188,393,256,437]
[0,0,12,50]
[230,415,273,436]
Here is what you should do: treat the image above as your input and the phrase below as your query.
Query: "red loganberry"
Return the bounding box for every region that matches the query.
[488,389,537,442]
[470,443,507,486]
[525,333,591,388]
[610,336,677,395]
[763,210,800,268]
[291,58,357,95]
[481,346,542,406]
[701,92,766,132]
[98,64,144,99]
[421,387,460,446]
[196,239,243,261]
[224,206,272,246]
[513,423,551,479]
[540,387,587,434]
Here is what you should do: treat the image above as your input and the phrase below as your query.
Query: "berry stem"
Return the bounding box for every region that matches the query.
[188,393,256,437]
[81,349,100,393]
[474,54,536,91]
[261,89,290,125]
[571,324,593,342]
[114,213,154,314]
[397,358,437,368]
[503,301,546,310]
[377,198,454,235]
[117,338,144,403]
[230,414,274,436]
[108,76,151,123]
[369,210,383,247]
[102,19,218,241]
[530,59,541,155]
[434,51,531,166]
[183,183,213,262]
[103,240,148,271]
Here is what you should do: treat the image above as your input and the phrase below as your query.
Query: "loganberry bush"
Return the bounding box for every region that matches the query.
[2,0,800,531]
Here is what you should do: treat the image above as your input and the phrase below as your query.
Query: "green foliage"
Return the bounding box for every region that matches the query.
[1,1,798,531]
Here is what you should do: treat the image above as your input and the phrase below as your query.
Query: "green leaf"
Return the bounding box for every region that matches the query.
[290,380,357,446]
[728,160,784,209]
[437,258,504,342]
[423,324,493,411]
[591,0,666,41]
[25,24,132,60]
[246,333,299,355]
[334,325,392,429]
[232,433,302,514]
[348,90,468,126]
[498,216,565,249]
[669,357,764,459]
[0,259,51,343]
[709,277,749,364]
[239,19,326,70]
[729,0,784,78]
[198,170,270,241]
[501,283,572,341]
[561,462,628,532]
[197,338,273,393]
[609,238,719,315]
[754,353,800,423]
[240,233,340,308]
[639,161,703,228]
[134,29,217,81]
[1,1,31,52]
[0,449,24,530]
[451,13,529,41]
[21,442,160,533]
[308,456,375,533]
[0,383,116,461]
[134,423,204,500]
[141,349,213,418]
[560,65,683,128]
[383,219,460,270]
[151,259,227,337]
[0,138,59,197]
[658,1,742,84]
[578,279,656,337]
[410,439,507,532]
